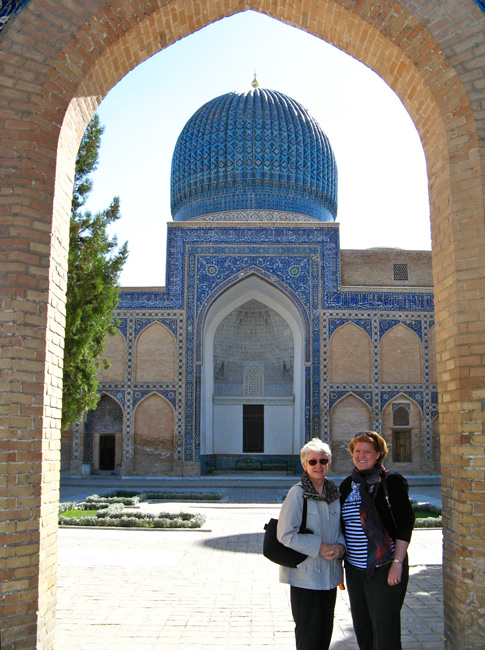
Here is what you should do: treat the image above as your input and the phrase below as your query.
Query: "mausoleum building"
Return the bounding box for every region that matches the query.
[62,80,437,477]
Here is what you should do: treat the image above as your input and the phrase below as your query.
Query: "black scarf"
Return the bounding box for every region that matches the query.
[301,471,340,504]
[351,464,393,578]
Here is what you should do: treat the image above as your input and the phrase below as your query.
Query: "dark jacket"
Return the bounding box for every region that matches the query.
[339,471,415,543]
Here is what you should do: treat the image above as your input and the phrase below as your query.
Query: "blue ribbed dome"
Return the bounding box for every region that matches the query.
[170,87,338,222]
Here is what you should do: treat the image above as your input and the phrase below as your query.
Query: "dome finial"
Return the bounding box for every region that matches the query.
[252,72,259,88]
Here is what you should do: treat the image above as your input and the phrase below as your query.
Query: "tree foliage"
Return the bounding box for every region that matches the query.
[62,114,128,429]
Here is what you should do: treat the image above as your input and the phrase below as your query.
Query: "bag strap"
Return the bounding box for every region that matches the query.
[381,473,397,529]
[299,488,308,532]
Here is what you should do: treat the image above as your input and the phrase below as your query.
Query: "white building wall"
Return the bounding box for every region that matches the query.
[213,404,242,453]
[265,405,294,454]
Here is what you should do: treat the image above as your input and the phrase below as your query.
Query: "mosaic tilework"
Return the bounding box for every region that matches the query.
[474,0,485,13]
[381,389,424,411]
[95,388,126,410]
[194,209,321,222]
[325,291,434,312]
[379,319,422,340]
[134,317,177,339]
[328,318,372,339]
[194,264,312,363]
[133,389,177,408]
[97,311,184,465]
[109,223,439,469]
[322,311,438,462]
[171,88,338,222]
[329,390,373,410]
[0,0,31,34]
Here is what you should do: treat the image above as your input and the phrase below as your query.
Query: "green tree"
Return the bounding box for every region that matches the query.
[62,114,128,429]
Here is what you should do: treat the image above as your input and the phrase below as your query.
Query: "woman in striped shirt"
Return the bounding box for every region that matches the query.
[339,431,415,650]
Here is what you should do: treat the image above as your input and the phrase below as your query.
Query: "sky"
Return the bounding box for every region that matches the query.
[84,10,431,287]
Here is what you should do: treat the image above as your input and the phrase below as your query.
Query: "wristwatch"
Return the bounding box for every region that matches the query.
[392,558,402,564]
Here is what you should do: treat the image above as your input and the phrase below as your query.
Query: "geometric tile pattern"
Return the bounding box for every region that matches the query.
[171,88,338,222]
[110,223,437,468]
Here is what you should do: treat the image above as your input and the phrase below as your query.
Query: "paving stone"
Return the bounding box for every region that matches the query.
[56,482,444,649]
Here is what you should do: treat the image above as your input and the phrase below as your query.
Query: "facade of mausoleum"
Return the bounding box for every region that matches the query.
[62,82,438,477]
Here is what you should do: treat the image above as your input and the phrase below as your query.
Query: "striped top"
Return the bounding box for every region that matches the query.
[341,482,394,569]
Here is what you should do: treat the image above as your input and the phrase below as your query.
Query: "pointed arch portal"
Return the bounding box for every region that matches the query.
[1,2,485,648]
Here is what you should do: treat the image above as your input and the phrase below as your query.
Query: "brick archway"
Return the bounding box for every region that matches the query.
[1,2,484,648]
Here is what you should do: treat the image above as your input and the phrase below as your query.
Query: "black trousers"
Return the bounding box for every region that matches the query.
[345,558,409,650]
[290,585,337,650]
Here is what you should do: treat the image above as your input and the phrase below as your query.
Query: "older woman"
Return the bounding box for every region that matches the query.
[340,431,415,650]
[277,438,345,650]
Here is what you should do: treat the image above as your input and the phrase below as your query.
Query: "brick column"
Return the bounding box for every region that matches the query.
[0,142,67,649]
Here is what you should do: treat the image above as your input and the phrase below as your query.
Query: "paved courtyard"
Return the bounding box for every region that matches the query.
[55,481,444,649]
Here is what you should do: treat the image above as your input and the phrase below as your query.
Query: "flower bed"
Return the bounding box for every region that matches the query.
[59,498,206,528]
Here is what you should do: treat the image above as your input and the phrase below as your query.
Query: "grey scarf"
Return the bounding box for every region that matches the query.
[301,471,340,504]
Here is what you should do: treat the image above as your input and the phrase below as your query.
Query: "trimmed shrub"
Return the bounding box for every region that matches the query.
[59,497,206,529]
[103,490,222,501]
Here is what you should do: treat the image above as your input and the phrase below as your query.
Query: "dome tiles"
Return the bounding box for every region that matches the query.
[170,86,338,222]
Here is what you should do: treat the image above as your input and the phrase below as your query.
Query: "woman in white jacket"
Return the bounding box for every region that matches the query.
[277,439,345,650]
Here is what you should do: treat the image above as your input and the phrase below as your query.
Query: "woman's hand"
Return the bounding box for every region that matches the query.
[388,540,408,586]
[387,561,403,586]
[320,543,345,560]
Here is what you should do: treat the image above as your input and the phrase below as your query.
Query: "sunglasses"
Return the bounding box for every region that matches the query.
[354,431,379,442]
[307,458,329,466]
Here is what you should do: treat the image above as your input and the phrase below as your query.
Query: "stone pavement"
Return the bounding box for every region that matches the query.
[55,478,444,649]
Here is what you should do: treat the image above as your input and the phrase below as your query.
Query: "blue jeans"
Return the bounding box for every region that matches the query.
[290,586,337,650]
[345,557,409,650]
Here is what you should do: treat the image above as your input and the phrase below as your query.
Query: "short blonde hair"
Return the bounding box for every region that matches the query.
[348,430,387,462]
[300,438,332,465]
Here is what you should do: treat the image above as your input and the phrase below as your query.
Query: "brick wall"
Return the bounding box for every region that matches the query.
[135,322,176,383]
[133,394,175,475]
[1,1,484,648]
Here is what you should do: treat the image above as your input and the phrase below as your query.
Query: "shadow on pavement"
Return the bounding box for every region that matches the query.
[199,531,265,553]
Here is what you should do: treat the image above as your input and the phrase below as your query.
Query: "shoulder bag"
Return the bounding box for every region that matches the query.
[263,490,313,568]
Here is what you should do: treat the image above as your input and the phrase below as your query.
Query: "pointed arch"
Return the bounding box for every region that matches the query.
[201,274,305,457]
[381,394,424,471]
[329,322,372,383]
[380,323,422,384]
[97,331,127,382]
[135,322,176,383]
[83,393,124,472]
[330,393,372,473]
[133,393,175,475]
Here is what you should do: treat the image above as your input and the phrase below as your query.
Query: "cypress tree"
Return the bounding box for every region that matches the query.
[62,115,128,429]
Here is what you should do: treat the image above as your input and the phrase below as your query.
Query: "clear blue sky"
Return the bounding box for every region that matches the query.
[84,10,431,287]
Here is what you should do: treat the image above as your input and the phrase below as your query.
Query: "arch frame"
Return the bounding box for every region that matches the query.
[1,2,485,648]
[200,274,306,457]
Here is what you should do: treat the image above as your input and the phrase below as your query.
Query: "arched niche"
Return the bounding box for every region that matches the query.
[380,324,422,384]
[381,394,424,472]
[133,393,175,475]
[329,322,372,384]
[330,393,372,473]
[84,393,124,473]
[200,275,305,457]
[97,331,127,383]
[135,322,176,383]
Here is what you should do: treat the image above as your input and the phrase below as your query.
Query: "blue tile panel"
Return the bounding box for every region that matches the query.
[110,223,438,466]
[171,88,338,222]
[0,0,31,34]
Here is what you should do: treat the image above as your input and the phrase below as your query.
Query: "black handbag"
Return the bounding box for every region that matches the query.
[263,492,313,568]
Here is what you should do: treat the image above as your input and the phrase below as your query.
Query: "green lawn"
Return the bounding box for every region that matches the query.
[62,509,98,519]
